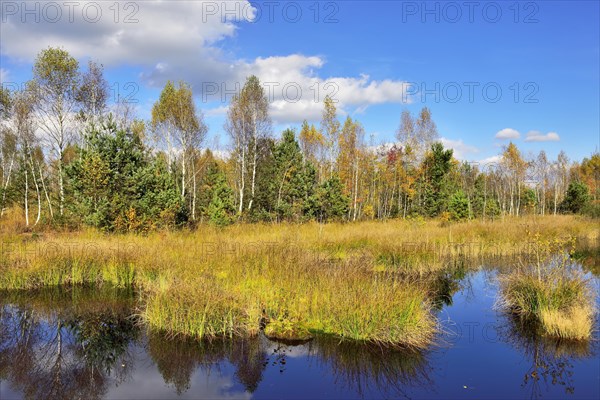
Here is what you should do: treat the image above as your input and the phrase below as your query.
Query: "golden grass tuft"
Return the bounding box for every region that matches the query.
[498,231,597,340]
[539,305,595,340]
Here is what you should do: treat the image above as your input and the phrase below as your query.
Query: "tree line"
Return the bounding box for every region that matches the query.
[0,47,598,232]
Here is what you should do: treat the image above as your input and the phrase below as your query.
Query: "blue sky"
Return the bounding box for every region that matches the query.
[1,0,598,162]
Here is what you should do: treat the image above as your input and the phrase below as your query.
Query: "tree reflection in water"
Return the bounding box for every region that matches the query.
[499,312,597,399]
[0,287,138,399]
[308,337,432,398]
[0,284,438,399]
[146,333,268,395]
[5,271,592,400]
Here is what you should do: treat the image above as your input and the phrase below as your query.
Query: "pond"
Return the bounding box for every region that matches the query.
[1,267,598,399]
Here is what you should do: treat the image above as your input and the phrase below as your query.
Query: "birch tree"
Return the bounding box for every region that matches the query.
[396,107,439,161]
[337,117,365,220]
[534,150,549,215]
[30,47,80,216]
[151,81,207,218]
[501,143,526,216]
[0,87,16,217]
[77,60,109,124]
[553,151,570,215]
[226,76,270,213]
[12,89,41,225]
[320,95,340,177]
[299,120,324,167]
[225,95,248,214]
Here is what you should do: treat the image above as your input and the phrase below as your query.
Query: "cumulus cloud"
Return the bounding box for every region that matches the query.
[204,105,229,117]
[524,131,560,142]
[147,54,412,124]
[0,68,8,83]
[495,128,520,140]
[476,155,502,169]
[439,138,479,160]
[1,1,412,124]
[0,1,254,64]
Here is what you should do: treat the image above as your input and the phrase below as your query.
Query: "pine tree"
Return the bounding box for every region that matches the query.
[560,181,590,214]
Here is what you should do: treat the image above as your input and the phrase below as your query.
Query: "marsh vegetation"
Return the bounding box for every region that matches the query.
[0,215,597,348]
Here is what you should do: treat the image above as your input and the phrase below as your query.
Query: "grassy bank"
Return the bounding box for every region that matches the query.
[0,215,597,347]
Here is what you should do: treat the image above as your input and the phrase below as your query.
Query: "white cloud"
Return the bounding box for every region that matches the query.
[524,131,560,142]
[204,105,229,117]
[1,1,254,64]
[1,1,412,125]
[495,128,520,140]
[476,155,502,169]
[440,137,479,160]
[0,68,8,83]
[183,54,413,124]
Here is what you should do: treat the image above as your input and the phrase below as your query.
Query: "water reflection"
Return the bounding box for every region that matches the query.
[0,287,432,399]
[0,287,138,399]
[147,334,269,395]
[499,312,597,399]
[0,266,598,399]
[308,337,432,398]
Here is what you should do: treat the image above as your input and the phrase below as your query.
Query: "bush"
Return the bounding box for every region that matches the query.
[581,202,600,218]
[499,271,594,340]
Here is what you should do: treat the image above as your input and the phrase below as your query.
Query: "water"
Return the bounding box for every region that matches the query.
[1,268,598,399]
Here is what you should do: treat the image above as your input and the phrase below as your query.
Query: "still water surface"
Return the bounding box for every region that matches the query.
[1,268,598,399]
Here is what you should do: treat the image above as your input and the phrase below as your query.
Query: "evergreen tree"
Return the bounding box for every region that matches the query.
[420,142,454,217]
[305,175,349,222]
[272,129,316,221]
[560,181,590,214]
[207,171,235,227]
[67,117,186,232]
[448,190,470,221]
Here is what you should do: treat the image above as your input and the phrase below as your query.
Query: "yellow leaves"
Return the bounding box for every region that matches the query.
[151,81,202,137]
[501,142,527,175]
[363,204,375,219]
[299,121,325,163]
[83,154,109,186]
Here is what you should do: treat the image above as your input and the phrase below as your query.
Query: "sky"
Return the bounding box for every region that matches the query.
[1,0,599,163]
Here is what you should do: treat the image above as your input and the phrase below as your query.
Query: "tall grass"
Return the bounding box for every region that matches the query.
[0,215,597,347]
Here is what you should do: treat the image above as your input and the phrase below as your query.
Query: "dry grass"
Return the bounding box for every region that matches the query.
[539,306,595,340]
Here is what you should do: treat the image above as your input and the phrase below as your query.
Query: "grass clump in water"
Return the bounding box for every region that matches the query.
[498,234,596,340]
